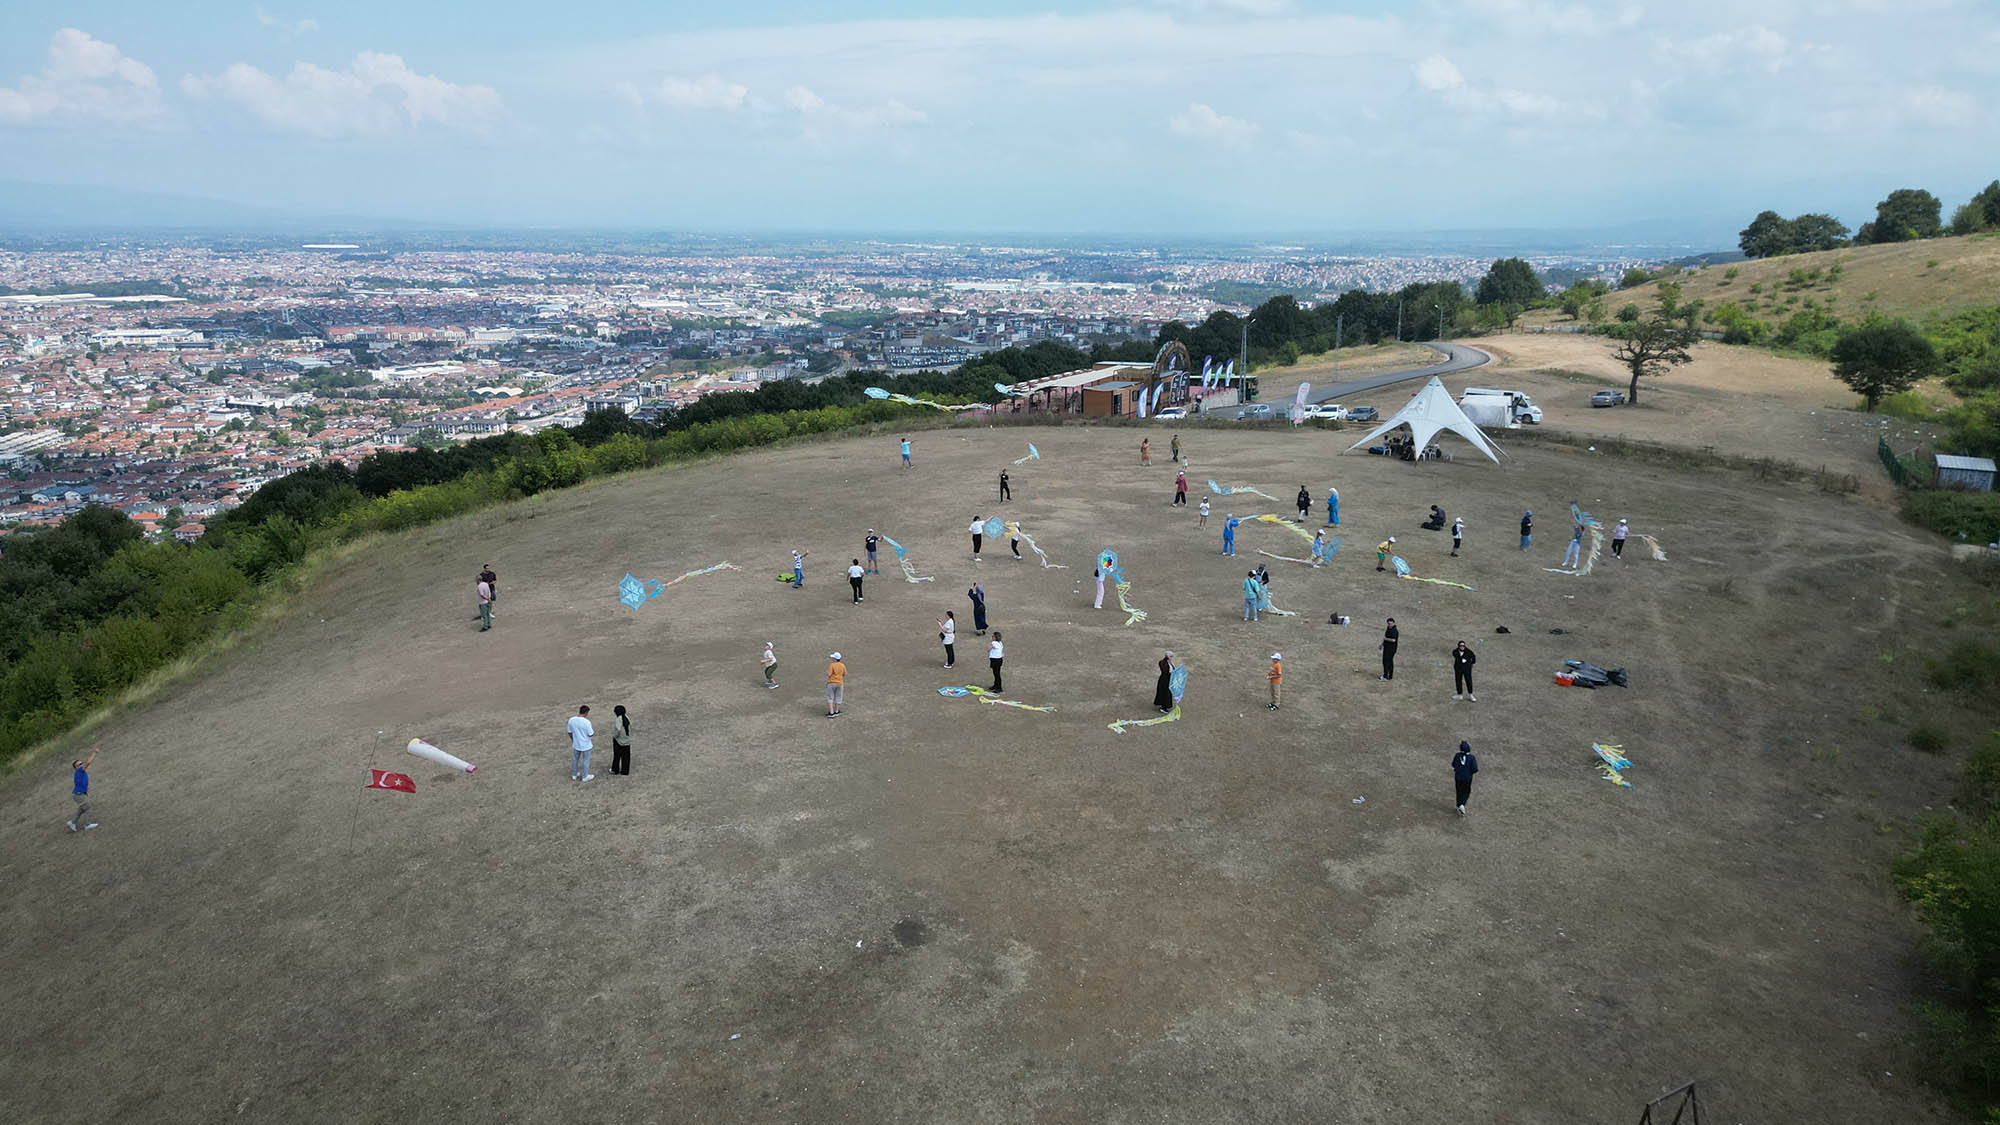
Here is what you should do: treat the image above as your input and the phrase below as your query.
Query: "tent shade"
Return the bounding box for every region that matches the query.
[1342,376,1503,464]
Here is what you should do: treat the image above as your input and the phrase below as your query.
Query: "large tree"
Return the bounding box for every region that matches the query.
[1856,188,1943,244]
[1787,213,1851,253]
[1739,210,1793,258]
[1830,320,1937,411]
[1474,258,1543,309]
[1607,307,1698,405]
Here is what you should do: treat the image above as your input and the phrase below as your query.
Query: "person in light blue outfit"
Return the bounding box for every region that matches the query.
[791,549,808,589]
[1222,513,1240,556]
[1242,570,1263,621]
[1326,486,1340,526]
[1563,519,1584,568]
[1311,529,1328,567]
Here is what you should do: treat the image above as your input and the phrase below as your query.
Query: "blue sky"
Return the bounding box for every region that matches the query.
[2,1,1995,237]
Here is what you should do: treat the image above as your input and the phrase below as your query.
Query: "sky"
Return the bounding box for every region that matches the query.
[1,0,1996,239]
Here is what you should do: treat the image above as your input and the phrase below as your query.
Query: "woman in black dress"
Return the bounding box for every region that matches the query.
[1153,650,1177,712]
[968,582,989,635]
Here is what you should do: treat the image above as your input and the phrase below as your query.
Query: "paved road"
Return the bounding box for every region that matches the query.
[1198,341,1491,420]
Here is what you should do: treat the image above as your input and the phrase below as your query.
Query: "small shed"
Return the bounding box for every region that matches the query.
[1935,454,1997,492]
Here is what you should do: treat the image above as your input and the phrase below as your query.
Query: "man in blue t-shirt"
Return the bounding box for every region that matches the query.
[68,747,99,832]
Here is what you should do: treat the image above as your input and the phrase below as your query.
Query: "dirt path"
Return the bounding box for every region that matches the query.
[0,416,1971,1121]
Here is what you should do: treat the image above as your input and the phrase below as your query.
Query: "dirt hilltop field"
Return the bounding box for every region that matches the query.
[1,375,1988,1120]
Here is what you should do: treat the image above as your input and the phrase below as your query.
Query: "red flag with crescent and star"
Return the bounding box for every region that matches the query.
[365,769,416,794]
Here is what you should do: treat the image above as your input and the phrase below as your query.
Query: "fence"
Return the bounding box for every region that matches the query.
[1879,436,1907,486]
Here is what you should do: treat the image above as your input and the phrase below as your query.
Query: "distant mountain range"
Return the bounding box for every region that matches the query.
[0,179,1736,259]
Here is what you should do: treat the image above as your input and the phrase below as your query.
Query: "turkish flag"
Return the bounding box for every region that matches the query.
[365,769,416,794]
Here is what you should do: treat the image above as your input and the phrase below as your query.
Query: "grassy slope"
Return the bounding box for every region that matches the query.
[1523,231,2000,328]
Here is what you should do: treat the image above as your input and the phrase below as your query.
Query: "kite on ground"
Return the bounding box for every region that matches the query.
[1593,742,1634,788]
[937,685,1056,713]
[406,738,475,773]
[1209,479,1281,502]
[1010,443,1041,466]
[621,562,743,608]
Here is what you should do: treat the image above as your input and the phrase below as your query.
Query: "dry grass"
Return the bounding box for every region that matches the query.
[1522,231,2000,327]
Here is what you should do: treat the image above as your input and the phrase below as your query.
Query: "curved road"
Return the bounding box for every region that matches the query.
[1200,341,1490,420]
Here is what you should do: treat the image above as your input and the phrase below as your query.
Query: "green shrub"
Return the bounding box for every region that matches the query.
[1896,815,2000,1105]
[1878,391,1932,421]
[1966,733,2000,814]
[1928,640,2000,693]
[1724,267,1740,280]
[1908,491,2000,545]
[1913,722,1954,753]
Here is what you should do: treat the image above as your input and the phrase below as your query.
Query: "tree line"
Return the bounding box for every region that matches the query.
[1739,181,2000,258]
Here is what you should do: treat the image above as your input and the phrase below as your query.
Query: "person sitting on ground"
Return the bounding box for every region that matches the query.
[1422,505,1446,531]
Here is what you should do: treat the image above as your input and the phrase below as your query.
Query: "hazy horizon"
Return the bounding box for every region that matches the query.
[3,2,1994,239]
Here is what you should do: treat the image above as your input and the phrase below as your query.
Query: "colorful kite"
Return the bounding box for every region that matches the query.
[876,533,934,583]
[1004,521,1067,568]
[1109,664,1189,733]
[1097,549,1147,626]
[619,562,743,608]
[1253,513,1318,544]
[1592,742,1634,788]
[1208,479,1281,502]
[1010,443,1041,466]
[936,685,1057,713]
[1391,555,1474,591]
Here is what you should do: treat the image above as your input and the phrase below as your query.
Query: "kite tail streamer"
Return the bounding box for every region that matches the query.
[1255,549,1316,566]
[661,561,744,588]
[1005,522,1068,569]
[1114,580,1146,626]
[1010,443,1042,466]
[1636,534,1667,561]
[863,387,960,411]
[1209,480,1280,502]
[1108,705,1180,733]
[877,534,935,583]
[1392,555,1474,590]
[939,685,1057,712]
[1253,513,1318,543]
[1592,742,1634,787]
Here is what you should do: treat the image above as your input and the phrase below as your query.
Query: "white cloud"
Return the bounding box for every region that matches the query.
[182,52,501,135]
[784,85,826,113]
[1497,88,1560,116]
[1169,102,1258,149]
[0,28,161,125]
[1663,25,1793,73]
[1901,85,1976,129]
[653,74,749,111]
[254,8,320,41]
[1414,55,1465,91]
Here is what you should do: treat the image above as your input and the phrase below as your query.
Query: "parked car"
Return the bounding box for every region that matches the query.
[1346,405,1380,422]
[1241,403,1275,418]
[1303,403,1348,421]
[1590,390,1627,407]
[1151,406,1187,420]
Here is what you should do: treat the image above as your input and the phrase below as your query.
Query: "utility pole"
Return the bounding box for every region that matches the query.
[1333,314,1343,381]
[1435,303,1445,342]
[1396,301,1402,342]
[1238,314,1252,404]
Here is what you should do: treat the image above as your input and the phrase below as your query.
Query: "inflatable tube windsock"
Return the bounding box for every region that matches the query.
[406,738,475,773]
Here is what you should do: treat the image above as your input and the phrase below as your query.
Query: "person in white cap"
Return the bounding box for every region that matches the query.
[1376,536,1396,572]
[1267,652,1283,711]
[1450,517,1464,557]
[825,652,847,717]
[1611,518,1629,559]
[760,642,778,687]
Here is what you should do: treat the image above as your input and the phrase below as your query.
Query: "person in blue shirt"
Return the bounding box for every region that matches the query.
[1242,570,1262,622]
[1222,513,1240,556]
[899,437,912,468]
[1452,741,1480,816]
[1326,486,1340,526]
[68,747,98,832]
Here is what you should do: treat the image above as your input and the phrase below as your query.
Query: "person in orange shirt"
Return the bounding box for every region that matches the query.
[825,652,847,718]
[1266,652,1282,711]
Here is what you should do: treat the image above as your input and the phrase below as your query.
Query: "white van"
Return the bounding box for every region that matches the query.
[1459,387,1542,424]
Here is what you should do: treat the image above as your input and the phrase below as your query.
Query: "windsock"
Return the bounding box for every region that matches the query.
[406,738,475,773]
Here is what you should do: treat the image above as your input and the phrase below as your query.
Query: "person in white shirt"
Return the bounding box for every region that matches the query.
[987,631,1004,691]
[1612,518,1629,559]
[760,642,778,688]
[1450,517,1464,557]
[938,612,957,668]
[968,517,985,561]
[566,705,595,783]
[847,558,866,604]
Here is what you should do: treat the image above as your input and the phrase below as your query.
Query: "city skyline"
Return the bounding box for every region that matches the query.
[1,1,1995,237]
